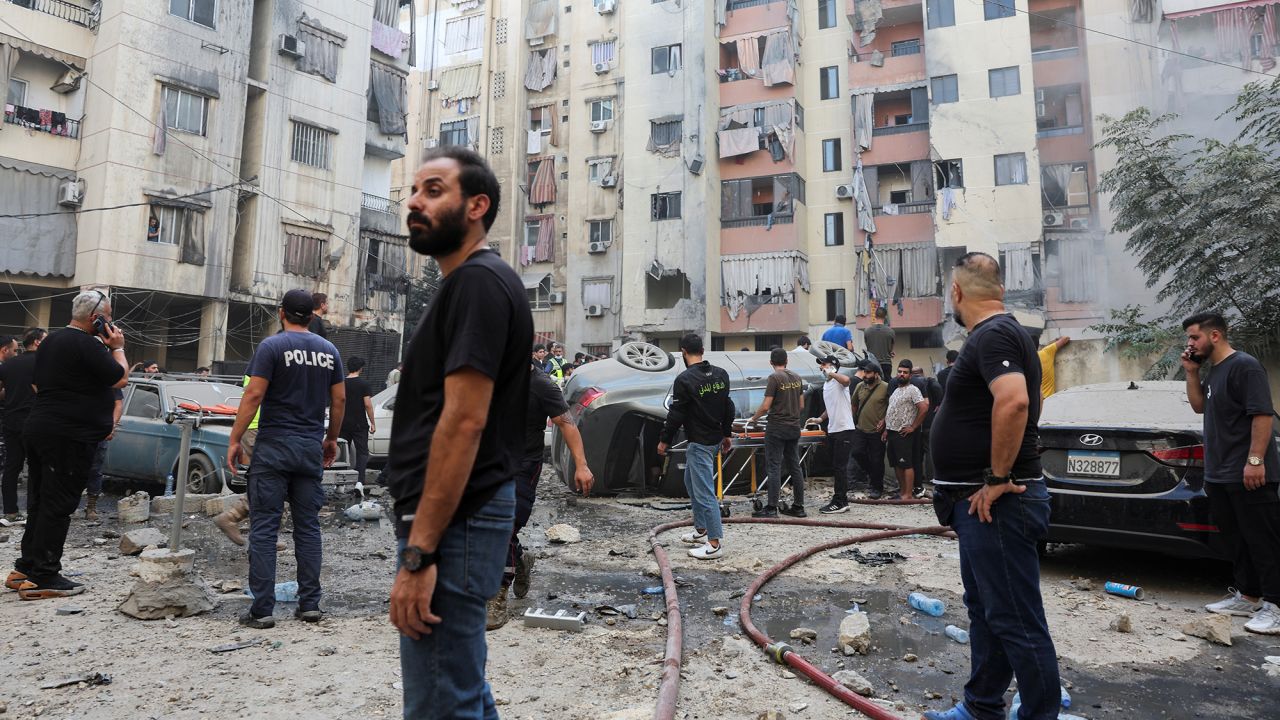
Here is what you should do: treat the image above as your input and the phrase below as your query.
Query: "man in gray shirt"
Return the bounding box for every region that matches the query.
[864,306,895,378]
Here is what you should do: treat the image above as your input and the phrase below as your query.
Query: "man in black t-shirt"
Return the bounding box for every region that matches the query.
[0,328,45,519]
[307,292,329,339]
[385,147,533,717]
[7,292,130,600]
[340,356,376,486]
[923,253,1060,720]
[1182,312,1280,635]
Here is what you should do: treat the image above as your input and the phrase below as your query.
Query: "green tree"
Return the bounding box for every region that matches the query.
[402,258,441,352]
[1092,75,1280,376]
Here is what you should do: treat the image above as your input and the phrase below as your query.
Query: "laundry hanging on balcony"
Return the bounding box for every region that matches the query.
[521,216,555,266]
[721,251,810,321]
[761,29,796,87]
[717,99,798,160]
[716,127,760,159]
[524,48,557,92]
[853,159,877,234]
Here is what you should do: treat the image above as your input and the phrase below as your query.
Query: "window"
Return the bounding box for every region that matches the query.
[527,275,552,311]
[291,121,333,169]
[826,289,846,322]
[440,119,469,146]
[587,157,615,183]
[651,44,681,74]
[988,66,1021,98]
[590,99,614,122]
[891,39,921,57]
[935,159,964,189]
[721,176,800,221]
[283,230,327,278]
[710,337,726,352]
[927,0,955,28]
[589,219,613,245]
[1041,162,1089,208]
[894,113,912,125]
[754,335,783,352]
[529,105,554,136]
[162,86,208,136]
[148,204,204,249]
[169,0,215,28]
[584,343,612,358]
[822,138,842,172]
[590,40,617,65]
[651,192,681,220]
[126,385,161,419]
[6,78,26,107]
[909,330,944,348]
[523,220,541,253]
[889,189,910,204]
[816,214,841,249]
[819,66,839,100]
[444,14,484,54]
[931,75,958,104]
[984,0,1016,20]
[649,119,682,147]
[583,278,613,310]
[994,153,1028,186]
[818,0,838,28]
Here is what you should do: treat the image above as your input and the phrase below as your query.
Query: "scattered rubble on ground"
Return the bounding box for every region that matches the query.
[544,523,582,543]
[837,611,871,656]
[831,669,875,696]
[1181,615,1233,646]
[1111,613,1133,633]
[118,528,168,555]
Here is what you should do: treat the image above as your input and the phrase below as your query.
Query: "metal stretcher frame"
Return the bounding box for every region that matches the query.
[666,426,827,501]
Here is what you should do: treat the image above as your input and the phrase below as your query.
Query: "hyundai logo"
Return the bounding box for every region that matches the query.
[1080,434,1104,446]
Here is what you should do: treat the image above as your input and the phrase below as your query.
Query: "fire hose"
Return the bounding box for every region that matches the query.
[648,516,954,720]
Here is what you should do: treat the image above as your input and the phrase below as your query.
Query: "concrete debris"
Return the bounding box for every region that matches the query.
[712,606,730,617]
[788,702,808,713]
[119,577,216,620]
[119,528,168,556]
[544,524,582,544]
[756,712,785,720]
[1111,613,1133,633]
[209,638,264,653]
[117,491,151,523]
[317,646,337,656]
[55,606,85,616]
[204,494,245,517]
[522,607,587,631]
[213,579,244,594]
[344,501,382,521]
[789,627,818,643]
[838,611,871,656]
[0,533,9,543]
[151,493,220,515]
[780,670,796,679]
[902,653,919,662]
[831,669,875,696]
[725,670,740,679]
[1181,615,1233,646]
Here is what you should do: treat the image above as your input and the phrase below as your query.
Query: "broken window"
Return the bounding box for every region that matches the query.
[721,251,810,319]
[822,138,842,172]
[824,212,845,246]
[651,44,681,74]
[935,159,964,189]
[826,289,846,321]
[1046,237,1098,302]
[524,48,557,91]
[368,62,408,135]
[988,66,1021,98]
[984,0,1016,21]
[999,242,1042,306]
[651,192,681,220]
[1035,84,1084,133]
[819,66,839,100]
[526,274,552,310]
[931,75,958,104]
[1041,162,1089,209]
[150,204,206,266]
[587,157,614,184]
[284,230,327,278]
[649,119,683,149]
[995,153,1028,186]
[646,270,691,310]
[927,0,955,28]
[521,216,554,265]
[754,335,784,352]
[721,175,798,222]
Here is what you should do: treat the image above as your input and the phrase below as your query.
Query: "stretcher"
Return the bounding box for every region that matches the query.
[666,421,827,510]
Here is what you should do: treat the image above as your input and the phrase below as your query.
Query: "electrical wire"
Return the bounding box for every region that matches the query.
[0,180,245,219]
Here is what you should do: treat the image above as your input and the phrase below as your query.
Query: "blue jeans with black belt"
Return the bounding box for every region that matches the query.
[246,435,325,618]
[946,480,1060,720]
[400,481,514,719]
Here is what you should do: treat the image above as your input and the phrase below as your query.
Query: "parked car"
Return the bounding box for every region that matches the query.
[105,377,356,494]
[548,342,858,496]
[1039,380,1276,559]
[368,382,397,467]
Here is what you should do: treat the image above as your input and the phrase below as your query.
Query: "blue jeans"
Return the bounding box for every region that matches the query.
[947,480,1060,720]
[399,481,514,720]
[86,440,108,497]
[683,441,722,541]
[246,435,325,618]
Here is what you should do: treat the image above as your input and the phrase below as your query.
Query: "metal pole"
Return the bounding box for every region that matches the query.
[168,419,193,553]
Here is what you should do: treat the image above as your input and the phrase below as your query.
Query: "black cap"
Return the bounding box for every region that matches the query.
[281,289,314,322]
[819,354,840,369]
[858,359,880,374]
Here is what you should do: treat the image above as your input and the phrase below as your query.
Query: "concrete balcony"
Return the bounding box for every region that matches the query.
[360,193,402,234]
[724,0,791,37]
[855,296,943,330]
[720,215,800,255]
[720,300,804,334]
[4,0,95,28]
[365,119,406,160]
[850,46,926,90]
[0,112,80,170]
[862,124,930,164]
[719,76,796,107]
[719,142,796,180]
[849,0,922,21]
[869,202,934,244]
[0,0,94,58]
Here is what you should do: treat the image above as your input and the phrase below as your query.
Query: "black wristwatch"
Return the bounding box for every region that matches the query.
[400,545,439,573]
[983,468,1013,486]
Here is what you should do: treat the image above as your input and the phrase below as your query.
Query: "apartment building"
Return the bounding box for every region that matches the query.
[0,0,412,376]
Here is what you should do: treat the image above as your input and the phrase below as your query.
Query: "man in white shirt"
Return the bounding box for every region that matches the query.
[790,336,812,355]
[808,355,855,513]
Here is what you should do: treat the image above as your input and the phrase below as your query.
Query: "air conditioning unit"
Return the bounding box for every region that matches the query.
[600,175,617,188]
[1068,217,1090,230]
[687,153,704,175]
[548,292,566,305]
[51,69,83,94]
[586,304,604,317]
[590,120,609,133]
[427,79,440,91]
[57,180,83,208]
[1043,211,1066,227]
[278,34,305,58]
[836,184,855,199]
[594,61,611,74]
[598,0,617,14]
[588,241,607,254]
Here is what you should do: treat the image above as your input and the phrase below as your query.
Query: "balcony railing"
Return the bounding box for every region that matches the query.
[721,213,795,229]
[361,192,400,215]
[872,122,928,137]
[727,0,782,10]
[890,42,922,57]
[1036,125,1085,139]
[873,200,934,217]
[2,106,80,139]
[5,0,96,28]
[1032,47,1080,62]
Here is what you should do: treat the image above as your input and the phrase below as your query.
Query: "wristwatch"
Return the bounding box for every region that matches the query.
[399,545,439,573]
[1248,456,1264,467]
[983,468,1012,486]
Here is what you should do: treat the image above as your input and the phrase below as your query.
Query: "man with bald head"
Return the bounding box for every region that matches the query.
[923,252,1060,720]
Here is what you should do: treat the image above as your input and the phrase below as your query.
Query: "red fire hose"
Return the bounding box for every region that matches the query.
[648,516,954,720]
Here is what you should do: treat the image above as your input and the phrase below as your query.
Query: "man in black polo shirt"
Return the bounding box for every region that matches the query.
[0,328,44,519]
[385,147,533,718]
[924,253,1059,720]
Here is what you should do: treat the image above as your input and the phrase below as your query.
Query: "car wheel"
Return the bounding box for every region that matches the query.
[813,340,858,366]
[184,454,220,494]
[615,342,675,372]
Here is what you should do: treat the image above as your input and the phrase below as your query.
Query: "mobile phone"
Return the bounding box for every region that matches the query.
[1184,347,1204,364]
[93,316,116,338]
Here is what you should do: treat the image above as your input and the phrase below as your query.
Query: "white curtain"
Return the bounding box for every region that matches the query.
[444,15,484,54]
[583,281,612,308]
[853,160,877,234]
[899,244,938,297]
[852,93,874,151]
[1058,238,1097,302]
[526,0,557,42]
[737,37,761,77]
[1002,243,1036,291]
[720,252,810,320]
[761,30,795,87]
[591,40,616,64]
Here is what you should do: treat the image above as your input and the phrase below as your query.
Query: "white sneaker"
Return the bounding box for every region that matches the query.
[1244,601,1280,635]
[679,530,707,545]
[1205,588,1263,617]
[688,542,723,560]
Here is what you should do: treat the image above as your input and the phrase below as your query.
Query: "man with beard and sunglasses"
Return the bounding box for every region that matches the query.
[385,147,533,718]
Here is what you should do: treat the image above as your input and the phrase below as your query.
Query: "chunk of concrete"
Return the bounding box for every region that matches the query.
[119,528,168,556]
[151,493,220,515]
[1110,613,1133,633]
[789,627,818,643]
[832,669,875,696]
[838,611,872,656]
[204,494,245,517]
[118,548,214,620]
[117,491,152,524]
[545,524,581,544]
[1181,615,1233,646]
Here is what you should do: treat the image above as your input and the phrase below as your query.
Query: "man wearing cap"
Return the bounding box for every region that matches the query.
[228,289,346,629]
[809,355,855,513]
[850,360,891,499]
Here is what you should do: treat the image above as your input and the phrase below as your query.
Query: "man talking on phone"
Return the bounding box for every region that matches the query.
[6,291,129,600]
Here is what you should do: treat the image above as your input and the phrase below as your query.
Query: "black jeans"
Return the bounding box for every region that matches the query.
[1206,482,1280,605]
[340,428,370,485]
[1,427,25,514]
[17,435,96,580]
[504,459,542,587]
[827,430,856,504]
[247,435,324,617]
[765,426,804,508]
[850,430,886,493]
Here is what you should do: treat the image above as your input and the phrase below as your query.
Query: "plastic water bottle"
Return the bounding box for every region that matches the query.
[944,624,969,643]
[908,592,945,617]
[163,473,175,497]
[1010,686,1071,716]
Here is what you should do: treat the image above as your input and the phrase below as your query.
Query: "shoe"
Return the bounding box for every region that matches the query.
[921,702,979,720]
[819,502,849,514]
[780,505,807,518]
[867,491,883,500]
[486,586,509,631]
[913,485,927,499]
[294,608,323,623]
[1244,601,1280,635]
[688,542,723,560]
[512,552,535,599]
[239,612,275,629]
[17,575,85,600]
[752,506,778,518]
[214,511,246,546]
[84,494,99,523]
[1205,588,1263,617]
[5,569,27,591]
[679,530,708,545]
[1,513,25,524]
